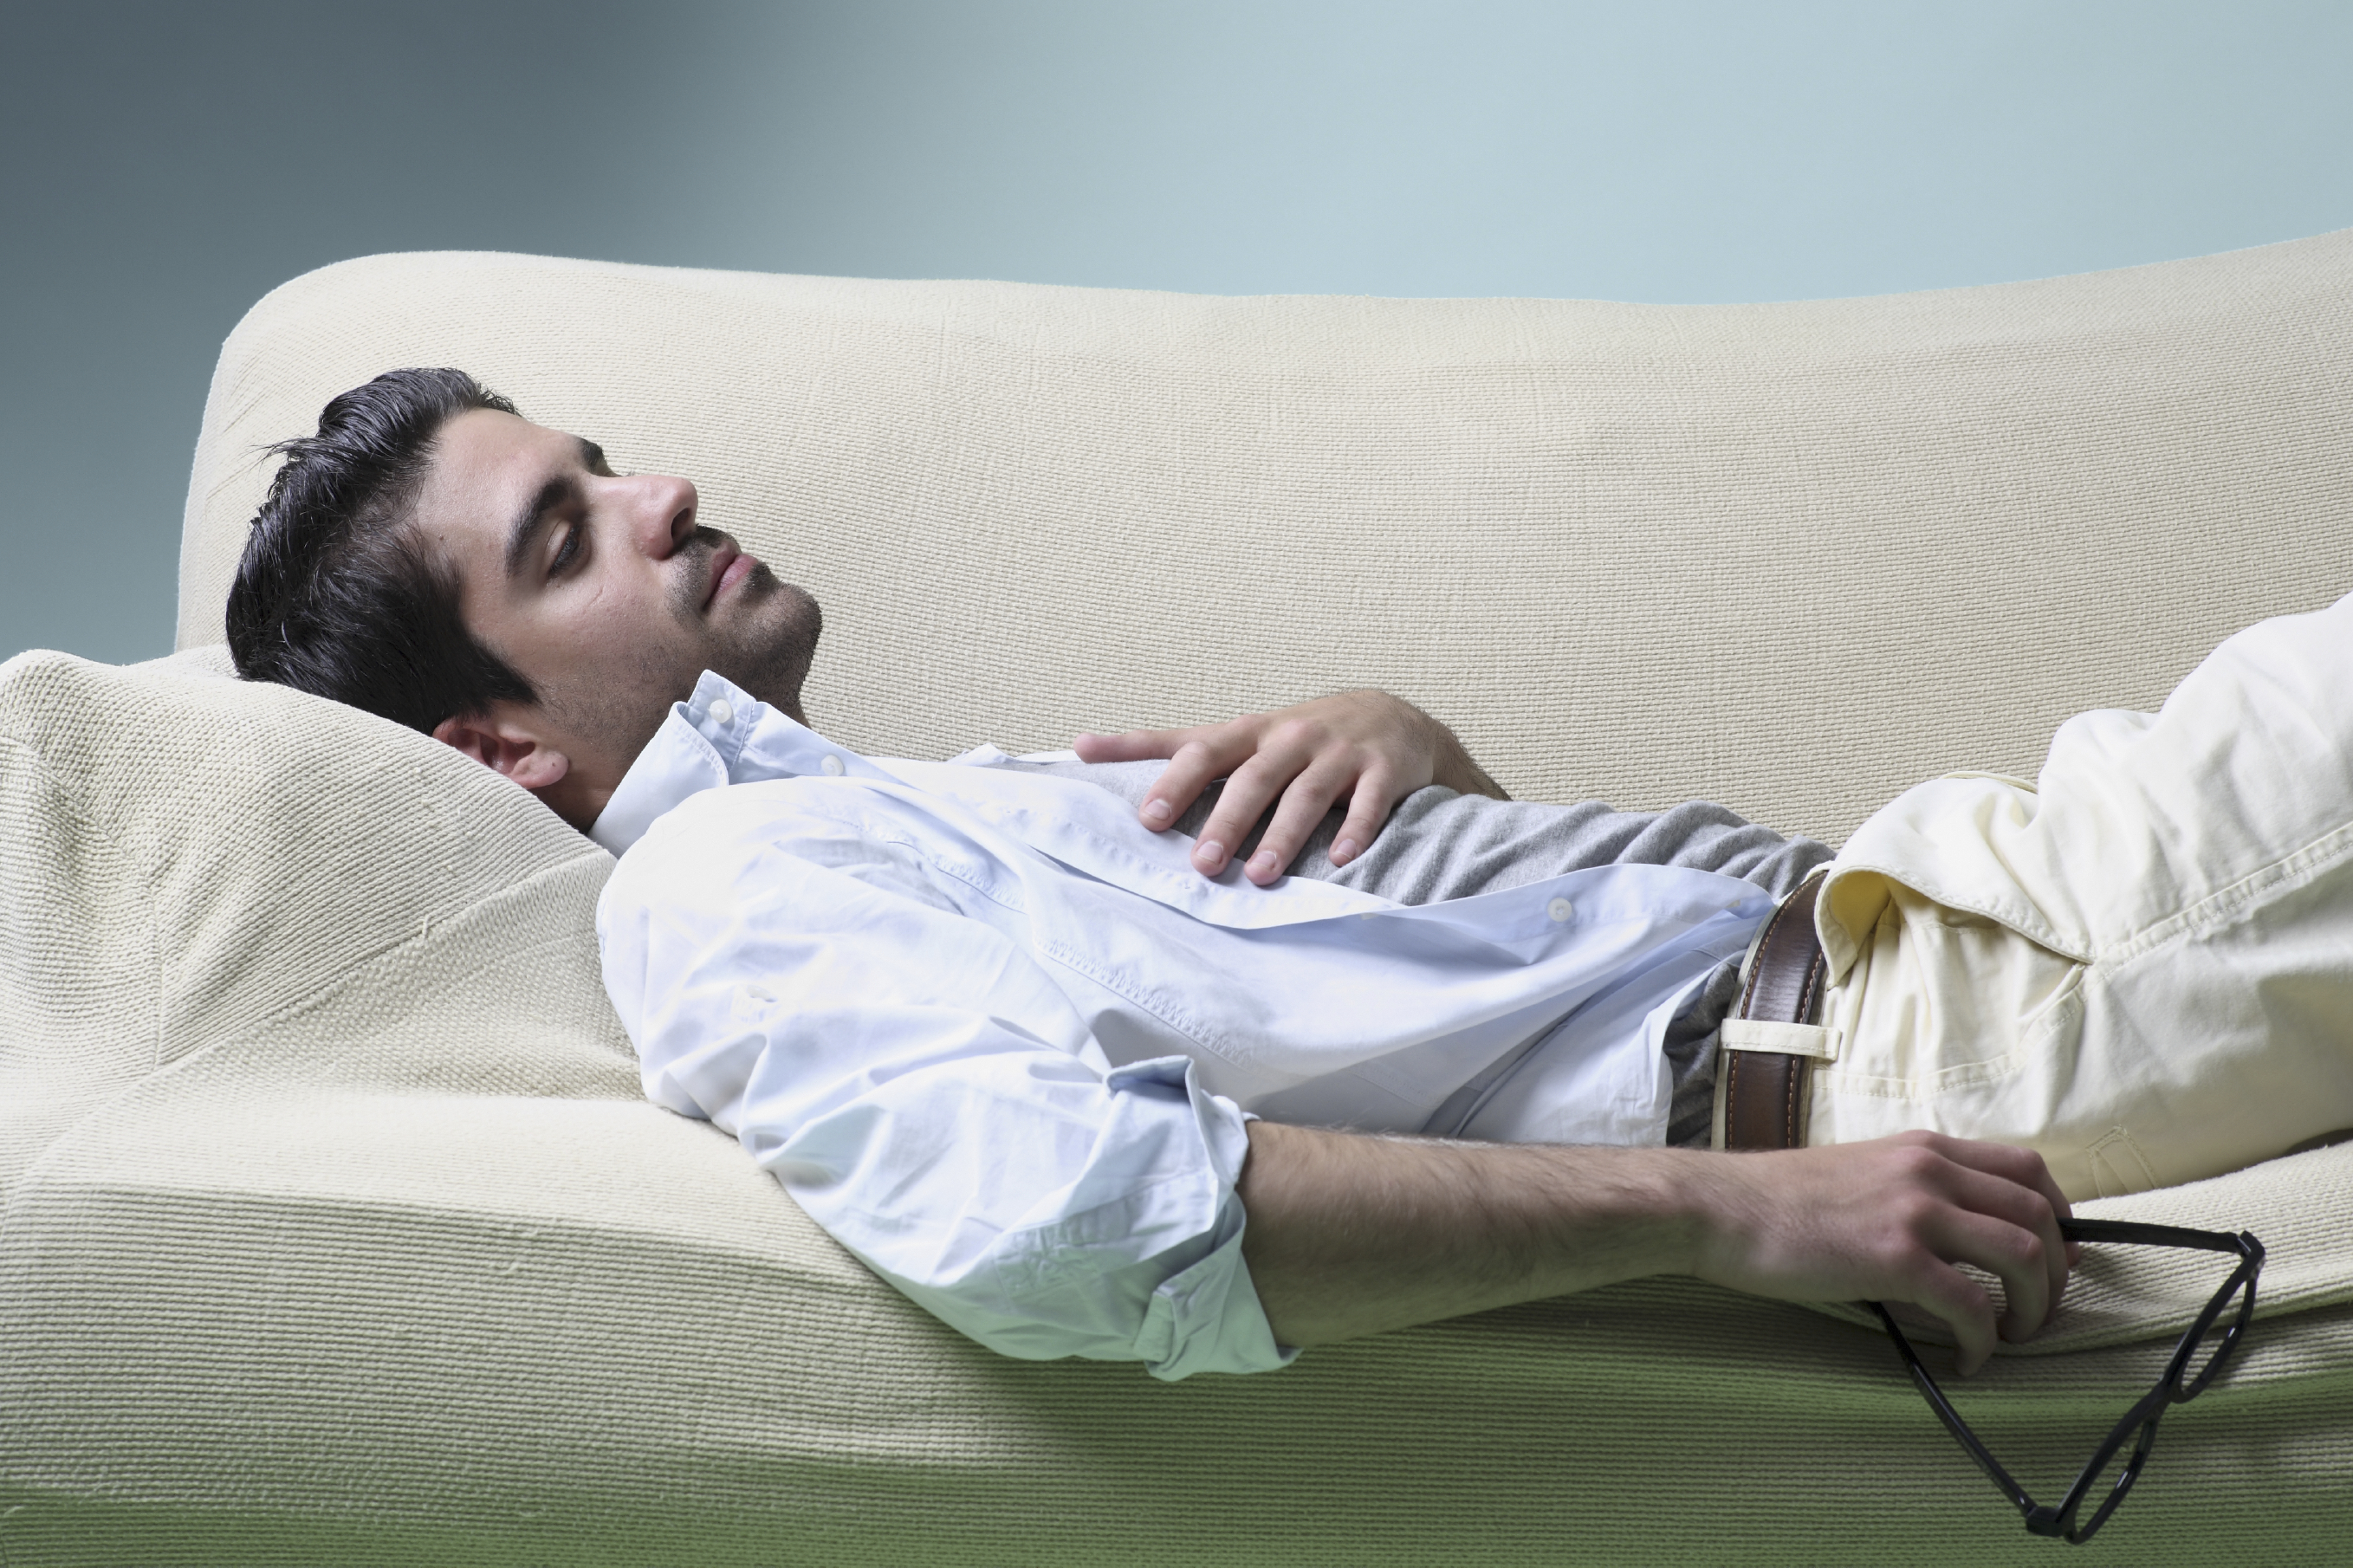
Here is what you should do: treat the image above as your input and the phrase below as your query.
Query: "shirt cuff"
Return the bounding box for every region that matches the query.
[1108,1054,1299,1380]
[1134,1198,1300,1379]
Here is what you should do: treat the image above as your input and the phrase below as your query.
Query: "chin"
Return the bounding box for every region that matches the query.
[712,571,822,716]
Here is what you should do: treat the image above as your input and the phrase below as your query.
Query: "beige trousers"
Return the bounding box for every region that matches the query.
[1807,592,2353,1202]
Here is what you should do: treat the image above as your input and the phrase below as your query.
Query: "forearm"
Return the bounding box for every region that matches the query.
[1235,1120,2080,1374]
[1235,1120,1702,1345]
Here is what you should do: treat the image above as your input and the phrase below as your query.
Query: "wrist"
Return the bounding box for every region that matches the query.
[1429,728,1508,800]
[1641,1148,1735,1282]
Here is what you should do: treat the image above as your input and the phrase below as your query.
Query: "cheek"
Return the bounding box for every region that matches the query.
[522,581,647,683]
[596,582,708,686]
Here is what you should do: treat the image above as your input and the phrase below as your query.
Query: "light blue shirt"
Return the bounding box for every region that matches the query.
[593,673,1774,1378]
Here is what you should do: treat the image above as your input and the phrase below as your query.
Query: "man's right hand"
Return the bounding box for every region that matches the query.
[1684,1131,2079,1375]
[1235,1124,2077,1374]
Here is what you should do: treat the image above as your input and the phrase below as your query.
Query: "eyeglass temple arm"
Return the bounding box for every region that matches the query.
[2060,1217,2260,1258]
[1868,1302,2038,1514]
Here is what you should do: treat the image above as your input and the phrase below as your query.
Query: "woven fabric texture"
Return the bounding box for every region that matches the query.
[177,243,2353,846]
[1,238,2348,1561]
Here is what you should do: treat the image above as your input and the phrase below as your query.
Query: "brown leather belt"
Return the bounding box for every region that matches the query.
[1715,872,1830,1151]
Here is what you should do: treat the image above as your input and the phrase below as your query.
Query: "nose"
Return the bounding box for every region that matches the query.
[626,473,700,557]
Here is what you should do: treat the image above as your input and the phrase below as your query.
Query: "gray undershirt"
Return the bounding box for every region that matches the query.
[1000,758,1833,1147]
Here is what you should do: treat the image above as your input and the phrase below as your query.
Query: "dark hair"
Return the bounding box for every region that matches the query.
[226,367,538,732]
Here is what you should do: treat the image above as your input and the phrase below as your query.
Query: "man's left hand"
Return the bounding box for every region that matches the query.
[1073,690,1507,884]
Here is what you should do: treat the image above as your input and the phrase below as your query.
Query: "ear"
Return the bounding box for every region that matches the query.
[431,711,572,794]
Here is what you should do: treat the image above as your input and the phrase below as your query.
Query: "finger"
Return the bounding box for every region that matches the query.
[1935,1135,2075,1228]
[1073,723,1203,764]
[1328,765,1404,867]
[2020,1164,2078,1329]
[2018,1157,2081,1319]
[1909,1261,2000,1377]
[1926,1198,2054,1349]
[1138,735,1246,833]
[1193,751,1304,876]
[1927,1136,2076,1329]
[1242,762,1356,883]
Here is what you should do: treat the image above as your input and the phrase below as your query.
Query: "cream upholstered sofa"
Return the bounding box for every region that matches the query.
[8,237,2353,1565]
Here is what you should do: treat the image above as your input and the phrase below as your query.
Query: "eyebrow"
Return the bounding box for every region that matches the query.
[501,437,606,580]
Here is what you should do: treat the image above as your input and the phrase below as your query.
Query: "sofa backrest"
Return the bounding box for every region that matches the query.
[174,239,2353,845]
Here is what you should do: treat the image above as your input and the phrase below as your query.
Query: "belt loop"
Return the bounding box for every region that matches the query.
[1716,869,1830,1152]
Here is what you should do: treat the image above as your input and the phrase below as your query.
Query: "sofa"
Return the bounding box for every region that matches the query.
[6,236,2353,1565]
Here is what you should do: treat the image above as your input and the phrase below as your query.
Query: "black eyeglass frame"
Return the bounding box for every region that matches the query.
[1870,1217,2265,1545]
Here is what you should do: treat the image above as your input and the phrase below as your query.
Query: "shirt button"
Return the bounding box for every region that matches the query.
[821,755,846,776]
[707,698,735,726]
[1546,897,1575,923]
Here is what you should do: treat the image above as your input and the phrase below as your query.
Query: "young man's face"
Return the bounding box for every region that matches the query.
[410,408,822,826]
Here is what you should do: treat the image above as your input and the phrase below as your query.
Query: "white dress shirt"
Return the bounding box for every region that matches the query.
[593,673,1775,1378]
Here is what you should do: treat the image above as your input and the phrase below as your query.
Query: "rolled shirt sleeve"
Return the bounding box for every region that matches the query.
[599,783,1294,1379]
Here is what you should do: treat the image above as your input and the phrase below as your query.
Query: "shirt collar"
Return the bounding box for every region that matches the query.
[588,671,890,856]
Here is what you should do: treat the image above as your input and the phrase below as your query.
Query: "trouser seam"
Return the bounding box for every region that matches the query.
[2101,814,2353,968]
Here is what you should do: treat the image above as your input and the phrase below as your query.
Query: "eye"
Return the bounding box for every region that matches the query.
[550,522,583,574]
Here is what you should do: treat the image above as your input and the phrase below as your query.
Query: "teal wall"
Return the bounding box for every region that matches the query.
[5,1,2351,663]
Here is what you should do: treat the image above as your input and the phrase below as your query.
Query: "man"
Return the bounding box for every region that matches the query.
[229,369,2353,1381]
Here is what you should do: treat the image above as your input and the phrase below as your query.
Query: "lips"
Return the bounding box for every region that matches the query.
[702,543,745,609]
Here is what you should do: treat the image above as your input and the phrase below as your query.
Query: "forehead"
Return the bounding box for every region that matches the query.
[411,408,586,560]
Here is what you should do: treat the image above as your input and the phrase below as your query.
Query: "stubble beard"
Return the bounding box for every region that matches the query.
[699,560,823,722]
[544,536,826,785]
[663,530,823,723]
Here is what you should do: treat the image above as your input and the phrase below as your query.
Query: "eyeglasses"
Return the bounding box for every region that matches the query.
[1872,1217,2265,1545]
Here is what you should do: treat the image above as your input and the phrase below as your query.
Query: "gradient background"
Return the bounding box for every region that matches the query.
[5,0,2351,665]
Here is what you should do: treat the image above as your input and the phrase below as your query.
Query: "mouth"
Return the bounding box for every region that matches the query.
[702,543,755,610]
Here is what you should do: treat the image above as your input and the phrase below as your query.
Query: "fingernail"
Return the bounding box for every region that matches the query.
[1142,799,1172,824]
[1196,839,1227,871]
[1248,849,1279,878]
[1332,837,1360,865]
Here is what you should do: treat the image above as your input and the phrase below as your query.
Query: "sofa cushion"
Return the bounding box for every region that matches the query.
[6,640,2353,1565]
